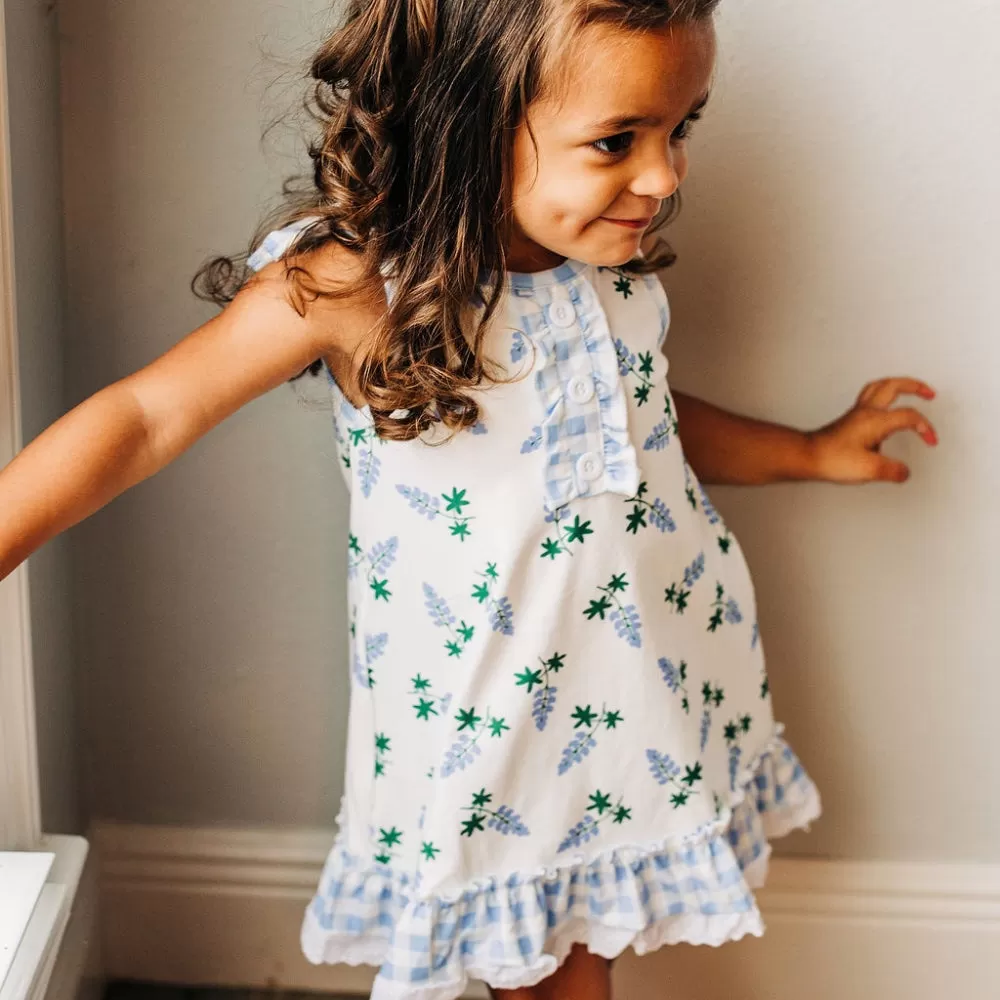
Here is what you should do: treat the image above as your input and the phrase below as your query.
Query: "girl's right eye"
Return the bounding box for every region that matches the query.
[591,132,634,157]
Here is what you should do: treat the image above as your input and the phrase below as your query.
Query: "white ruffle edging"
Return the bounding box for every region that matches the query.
[300,730,820,1000]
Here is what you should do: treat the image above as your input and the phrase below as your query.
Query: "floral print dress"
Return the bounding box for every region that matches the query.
[247,218,821,1000]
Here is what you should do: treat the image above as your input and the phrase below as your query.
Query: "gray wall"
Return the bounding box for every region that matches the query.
[6,0,82,836]
[58,0,998,864]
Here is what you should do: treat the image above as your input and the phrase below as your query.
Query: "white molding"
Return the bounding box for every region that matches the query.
[93,821,1000,999]
[0,0,42,853]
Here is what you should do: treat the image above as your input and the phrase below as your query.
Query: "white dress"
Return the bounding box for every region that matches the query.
[247,218,821,1000]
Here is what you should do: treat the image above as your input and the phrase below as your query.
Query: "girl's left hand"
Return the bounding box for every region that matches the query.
[808,377,938,484]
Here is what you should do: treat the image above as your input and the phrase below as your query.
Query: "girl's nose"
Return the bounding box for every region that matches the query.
[630,147,681,200]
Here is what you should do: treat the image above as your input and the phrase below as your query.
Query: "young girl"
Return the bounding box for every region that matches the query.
[1,1,937,998]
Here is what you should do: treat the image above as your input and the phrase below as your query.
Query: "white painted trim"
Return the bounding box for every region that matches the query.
[93,821,1000,999]
[0,0,42,853]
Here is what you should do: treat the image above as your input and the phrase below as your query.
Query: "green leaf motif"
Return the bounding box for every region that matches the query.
[461,813,486,837]
[588,790,613,814]
[572,705,598,729]
[443,488,470,513]
[515,667,544,692]
[584,596,612,621]
[421,841,440,861]
[472,788,493,807]
[455,707,482,731]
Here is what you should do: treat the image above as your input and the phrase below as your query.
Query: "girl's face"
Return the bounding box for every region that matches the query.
[508,19,716,272]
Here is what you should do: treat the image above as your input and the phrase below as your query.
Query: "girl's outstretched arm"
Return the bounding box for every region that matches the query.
[0,243,378,581]
[673,378,938,486]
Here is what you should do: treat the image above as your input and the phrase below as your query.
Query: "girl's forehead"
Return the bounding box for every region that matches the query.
[539,19,716,126]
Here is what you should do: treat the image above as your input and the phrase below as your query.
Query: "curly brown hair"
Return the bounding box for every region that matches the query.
[192,0,721,441]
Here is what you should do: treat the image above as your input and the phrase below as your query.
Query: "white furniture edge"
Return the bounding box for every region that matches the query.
[92,820,1000,999]
[0,837,94,1000]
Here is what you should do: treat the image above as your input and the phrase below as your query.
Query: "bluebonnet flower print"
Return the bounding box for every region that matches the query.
[614,337,655,406]
[708,582,743,632]
[440,705,509,778]
[470,420,488,435]
[557,703,623,775]
[557,789,632,853]
[422,583,476,658]
[352,631,388,689]
[471,563,516,636]
[374,732,391,778]
[397,484,475,541]
[658,657,691,713]
[583,573,642,648]
[624,481,676,535]
[540,513,594,559]
[699,680,725,751]
[664,552,705,614]
[646,749,703,808]
[724,715,753,790]
[460,788,529,838]
[520,425,542,454]
[356,444,381,499]
[409,674,452,721]
[643,419,672,452]
[347,534,398,602]
[514,652,566,731]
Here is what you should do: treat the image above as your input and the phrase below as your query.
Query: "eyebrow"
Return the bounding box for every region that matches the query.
[584,91,711,134]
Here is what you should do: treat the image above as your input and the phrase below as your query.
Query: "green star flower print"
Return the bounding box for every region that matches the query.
[246,218,821,1000]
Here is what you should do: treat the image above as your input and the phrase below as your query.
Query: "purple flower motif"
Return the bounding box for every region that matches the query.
[728,745,742,790]
[397,485,441,519]
[357,447,381,498]
[488,804,530,836]
[700,709,712,752]
[643,420,671,452]
[659,658,681,692]
[699,485,721,525]
[532,686,557,731]
[609,604,642,648]
[647,748,681,785]
[367,537,398,576]
[683,553,705,589]
[470,420,488,435]
[648,499,676,533]
[352,653,370,689]
[558,814,600,853]
[423,583,456,628]
[613,338,636,377]
[441,734,482,778]
[489,596,515,636]
[365,633,388,664]
[558,731,597,775]
[725,598,743,625]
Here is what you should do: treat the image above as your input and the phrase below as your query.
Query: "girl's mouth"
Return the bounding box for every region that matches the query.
[602,217,652,230]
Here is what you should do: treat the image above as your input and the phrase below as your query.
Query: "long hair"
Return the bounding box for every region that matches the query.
[192,0,721,441]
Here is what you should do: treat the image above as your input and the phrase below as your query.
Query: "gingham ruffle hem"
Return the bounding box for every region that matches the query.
[300,726,820,1000]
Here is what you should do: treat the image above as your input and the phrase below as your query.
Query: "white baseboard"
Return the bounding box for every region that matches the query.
[92,821,1000,1000]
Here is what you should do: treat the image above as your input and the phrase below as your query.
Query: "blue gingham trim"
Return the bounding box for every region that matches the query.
[301,735,820,998]
[246,214,322,272]
[525,270,641,513]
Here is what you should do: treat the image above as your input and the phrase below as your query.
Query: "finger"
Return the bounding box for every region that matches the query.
[859,378,937,409]
[866,406,938,446]
[872,455,911,483]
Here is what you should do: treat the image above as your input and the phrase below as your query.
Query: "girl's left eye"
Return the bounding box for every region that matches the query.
[591,132,634,157]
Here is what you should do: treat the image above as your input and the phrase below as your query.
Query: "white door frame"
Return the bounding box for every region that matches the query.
[0,0,42,853]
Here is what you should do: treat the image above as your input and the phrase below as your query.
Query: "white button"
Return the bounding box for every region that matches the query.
[567,375,595,405]
[576,451,604,483]
[549,300,576,328]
